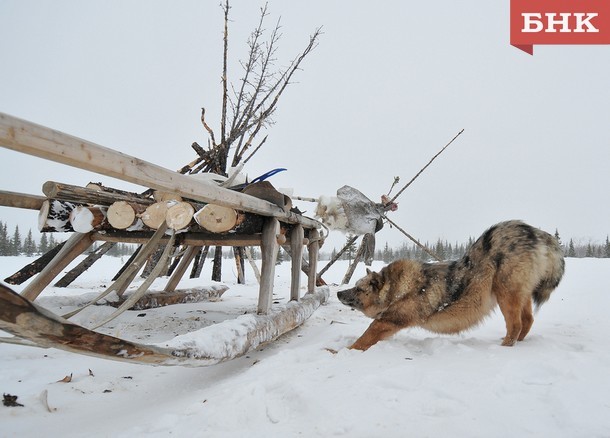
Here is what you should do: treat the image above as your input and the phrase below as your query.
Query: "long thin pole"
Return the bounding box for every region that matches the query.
[387,129,464,205]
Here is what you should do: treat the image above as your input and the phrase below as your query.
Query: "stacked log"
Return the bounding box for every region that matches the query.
[69,206,107,233]
[107,201,146,230]
[38,199,77,232]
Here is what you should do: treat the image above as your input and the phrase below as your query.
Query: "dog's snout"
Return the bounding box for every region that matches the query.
[338,289,357,306]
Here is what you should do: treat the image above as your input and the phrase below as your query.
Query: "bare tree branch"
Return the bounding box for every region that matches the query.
[200,108,217,146]
[180,4,321,177]
[220,0,230,147]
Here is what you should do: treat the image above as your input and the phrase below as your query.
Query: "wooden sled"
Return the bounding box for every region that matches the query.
[0,283,329,366]
[0,112,328,365]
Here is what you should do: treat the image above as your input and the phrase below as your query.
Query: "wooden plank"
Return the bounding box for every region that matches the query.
[290,225,304,301]
[0,189,45,210]
[0,112,320,229]
[21,232,94,301]
[163,246,199,292]
[308,229,320,293]
[91,231,263,247]
[258,218,280,315]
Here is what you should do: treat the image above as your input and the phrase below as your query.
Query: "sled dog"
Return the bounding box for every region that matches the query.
[337,220,565,350]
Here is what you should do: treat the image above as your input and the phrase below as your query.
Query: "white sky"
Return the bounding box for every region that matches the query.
[1,1,608,250]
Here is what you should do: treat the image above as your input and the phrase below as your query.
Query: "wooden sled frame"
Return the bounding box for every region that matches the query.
[0,112,328,365]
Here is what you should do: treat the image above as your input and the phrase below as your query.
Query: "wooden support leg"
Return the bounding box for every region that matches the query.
[308,229,320,294]
[258,218,280,315]
[290,225,304,301]
[21,232,94,301]
[164,245,199,292]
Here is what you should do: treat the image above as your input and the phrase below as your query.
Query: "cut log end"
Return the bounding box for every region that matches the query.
[194,204,238,233]
[141,202,169,229]
[166,201,195,230]
[107,201,137,230]
[69,206,107,233]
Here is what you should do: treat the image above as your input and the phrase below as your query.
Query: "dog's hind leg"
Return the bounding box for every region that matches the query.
[517,297,534,342]
[350,320,403,351]
[497,293,523,347]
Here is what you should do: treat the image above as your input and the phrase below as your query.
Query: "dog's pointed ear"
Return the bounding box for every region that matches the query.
[369,271,384,289]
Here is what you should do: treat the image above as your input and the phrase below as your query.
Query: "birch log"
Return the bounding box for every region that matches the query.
[38,199,76,232]
[69,205,107,233]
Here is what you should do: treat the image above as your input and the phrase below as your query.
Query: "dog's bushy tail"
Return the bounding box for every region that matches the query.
[533,251,565,308]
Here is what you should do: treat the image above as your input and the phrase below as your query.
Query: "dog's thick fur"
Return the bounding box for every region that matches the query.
[337,220,565,350]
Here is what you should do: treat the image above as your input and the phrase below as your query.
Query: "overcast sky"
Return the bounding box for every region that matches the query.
[1,1,608,251]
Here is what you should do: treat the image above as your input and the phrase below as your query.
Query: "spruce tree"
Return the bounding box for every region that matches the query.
[23,229,37,256]
[0,221,8,255]
[605,236,610,258]
[39,233,49,254]
[568,239,576,257]
[48,233,57,248]
[11,225,22,256]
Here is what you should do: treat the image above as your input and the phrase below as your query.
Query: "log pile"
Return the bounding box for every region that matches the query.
[36,180,271,236]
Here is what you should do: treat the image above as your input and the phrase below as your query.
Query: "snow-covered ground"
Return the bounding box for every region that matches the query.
[1,254,609,437]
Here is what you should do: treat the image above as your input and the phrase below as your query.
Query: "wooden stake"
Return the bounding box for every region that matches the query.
[307,229,320,294]
[290,225,304,301]
[4,241,67,285]
[258,218,280,314]
[54,241,115,288]
[164,246,199,292]
[62,223,169,319]
[91,231,176,329]
[21,233,94,301]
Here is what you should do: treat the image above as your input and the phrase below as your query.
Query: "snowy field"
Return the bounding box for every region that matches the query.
[1,254,609,437]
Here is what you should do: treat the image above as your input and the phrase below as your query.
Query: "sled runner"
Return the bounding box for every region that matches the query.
[0,283,329,366]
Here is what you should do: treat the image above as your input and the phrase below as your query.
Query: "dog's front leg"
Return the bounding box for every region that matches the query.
[350,320,402,351]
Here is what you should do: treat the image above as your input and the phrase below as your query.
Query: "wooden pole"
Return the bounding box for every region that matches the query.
[54,241,115,287]
[342,238,366,285]
[290,225,304,301]
[21,233,94,301]
[4,241,67,285]
[307,229,320,294]
[0,190,45,210]
[258,218,280,314]
[164,246,199,292]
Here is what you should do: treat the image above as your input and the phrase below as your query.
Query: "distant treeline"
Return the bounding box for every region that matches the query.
[1,220,609,260]
[327,232,610,262]
[0,221,136,257]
